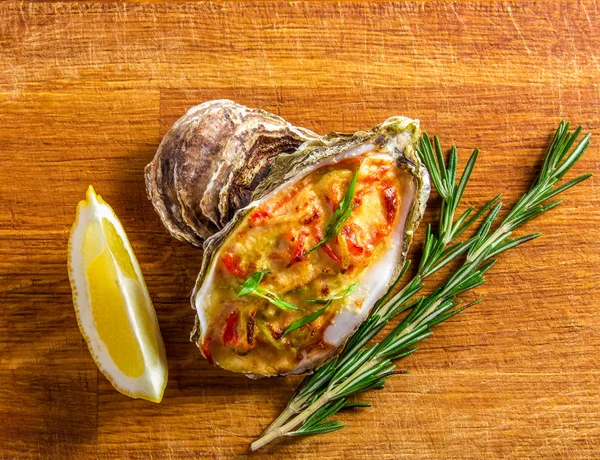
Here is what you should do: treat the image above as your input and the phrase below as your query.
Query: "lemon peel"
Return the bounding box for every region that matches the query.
[68,186,167,402]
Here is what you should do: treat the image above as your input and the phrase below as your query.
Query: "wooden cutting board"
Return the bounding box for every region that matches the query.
[1,2,599,458]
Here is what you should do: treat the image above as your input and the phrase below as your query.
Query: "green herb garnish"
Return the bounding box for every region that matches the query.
[306,166,360,256]
[283,283,360,336]
[306,282,360,304]
[282,301,332,336]
[237,269,301,311]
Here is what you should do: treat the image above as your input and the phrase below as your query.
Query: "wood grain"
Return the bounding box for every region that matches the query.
[1,1,599,458]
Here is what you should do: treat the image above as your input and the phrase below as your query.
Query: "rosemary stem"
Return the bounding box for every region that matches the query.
[262,398,305,435]
[251,392,333,451]
[250,425,284,451]
[377,274,423,320]
[253,355,387,450]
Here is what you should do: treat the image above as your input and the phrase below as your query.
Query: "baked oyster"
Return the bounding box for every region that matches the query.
[191,117,430,376]
[145,100,318,246]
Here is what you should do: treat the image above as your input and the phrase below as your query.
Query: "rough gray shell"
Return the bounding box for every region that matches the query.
[145,100,318,246]
[191,116,431,375]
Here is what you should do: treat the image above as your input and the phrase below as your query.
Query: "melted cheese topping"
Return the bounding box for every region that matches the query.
[197,151,416,375]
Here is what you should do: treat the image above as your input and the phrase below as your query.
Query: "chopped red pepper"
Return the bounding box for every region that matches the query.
[223,311,239,347]
[363,166,390,184]
[361,173,381,184]
[221,252,246,278]
[300,208,321,225]
[248,209,271,227]
[201,338,213,365]
[250,185,307,227]
[342,224,366,257]
[311,227,343,264]
[328,183,344,210]
[273,186,303,210]
[381,185,398,224]
[322,244,343,264]
[369,227,386,245]
[288,229,309,267]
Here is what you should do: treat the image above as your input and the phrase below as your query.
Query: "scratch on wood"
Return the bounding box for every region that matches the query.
[506,4,532,56]
[449,2,466,29]
[581,2,594,29]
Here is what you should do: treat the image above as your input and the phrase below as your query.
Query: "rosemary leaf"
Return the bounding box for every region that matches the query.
[287,420,346,437]
[342,401,372,409]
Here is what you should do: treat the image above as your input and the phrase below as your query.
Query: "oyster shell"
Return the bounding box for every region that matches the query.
[144,100,318,246]
[191,116,430,377]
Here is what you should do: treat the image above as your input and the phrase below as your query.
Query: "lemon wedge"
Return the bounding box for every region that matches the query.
[68,186,168,402]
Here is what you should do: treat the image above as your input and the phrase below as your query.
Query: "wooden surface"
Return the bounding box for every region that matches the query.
[1,1,599,458]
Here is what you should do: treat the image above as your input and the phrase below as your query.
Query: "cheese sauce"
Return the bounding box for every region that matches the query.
[199,151,416,375]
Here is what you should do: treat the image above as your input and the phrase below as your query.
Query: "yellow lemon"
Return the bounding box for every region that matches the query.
[68,186,168,402]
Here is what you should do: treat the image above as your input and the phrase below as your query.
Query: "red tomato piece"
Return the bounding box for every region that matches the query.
[322,243,343,265]
[311,227,343,264]
[342,224,366,257]
[380,185,398,224]
[361,166,388,184]
[248,209,271,227]
[249,183,307,227]
[201,338,213,365]
[221,252,246,278]
[368,227,388,247]
[288,229,309,266]
[223,311,239,347]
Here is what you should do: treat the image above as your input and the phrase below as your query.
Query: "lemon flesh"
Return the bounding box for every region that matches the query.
[69,186,167,402]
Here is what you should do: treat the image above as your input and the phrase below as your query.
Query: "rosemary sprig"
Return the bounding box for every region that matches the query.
[238,269,302,311]
[306,165,360,256]
[283,283,360,336]
[250,122,591,451]
[466,123,592,263]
